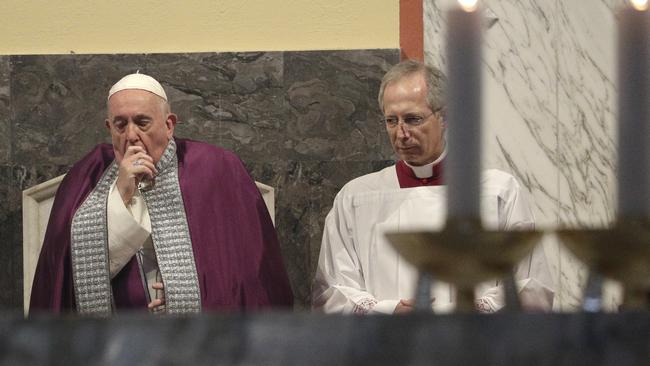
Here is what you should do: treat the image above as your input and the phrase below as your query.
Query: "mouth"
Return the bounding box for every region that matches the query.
[397,146,418,152]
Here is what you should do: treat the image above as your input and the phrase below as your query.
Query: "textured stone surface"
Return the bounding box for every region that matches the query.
[0,49,400,310]
[283,50,397,162]
[154,52,289,162]
[1,312,648,365]
[0,166,15,309]
[0,164,70,309]
[246,160,393,308]
[0,57,9,163]
[10,55,148,165]
[424,0,624,311]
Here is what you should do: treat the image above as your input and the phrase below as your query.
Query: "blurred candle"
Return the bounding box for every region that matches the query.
[446,0,482,220]
[618,0,649,219]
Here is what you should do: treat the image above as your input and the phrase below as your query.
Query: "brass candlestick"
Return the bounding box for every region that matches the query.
[385,218,542,312]
[557,218,650,310]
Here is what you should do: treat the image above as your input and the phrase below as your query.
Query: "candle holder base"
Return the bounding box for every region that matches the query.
[557,218,650,310]
[385,218,542,313]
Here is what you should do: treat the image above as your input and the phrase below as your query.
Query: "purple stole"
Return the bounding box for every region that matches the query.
[30,138,293,313]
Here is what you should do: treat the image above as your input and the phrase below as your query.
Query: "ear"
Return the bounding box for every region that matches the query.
[438,108,447,129]
[105,119,111,131]
[166,113,178,139]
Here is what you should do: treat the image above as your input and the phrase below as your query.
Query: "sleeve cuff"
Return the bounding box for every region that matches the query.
[107,183,151,276]
[371,299,401,314]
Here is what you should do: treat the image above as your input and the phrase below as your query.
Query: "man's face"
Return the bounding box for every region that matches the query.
[105,89,176,164]
[382,72,445,166]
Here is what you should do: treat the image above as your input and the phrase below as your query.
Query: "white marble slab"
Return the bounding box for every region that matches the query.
[424,0,624,311]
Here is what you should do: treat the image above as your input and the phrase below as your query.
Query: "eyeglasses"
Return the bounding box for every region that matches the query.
[381,110,440,128]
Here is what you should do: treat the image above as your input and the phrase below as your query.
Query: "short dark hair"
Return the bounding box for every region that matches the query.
[377,60,447,115]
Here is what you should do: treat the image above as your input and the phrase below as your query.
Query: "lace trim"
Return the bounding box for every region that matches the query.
[475,298,496,313]
[352,298,378,314]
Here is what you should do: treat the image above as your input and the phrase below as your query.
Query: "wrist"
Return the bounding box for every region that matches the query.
[117,185,134,206]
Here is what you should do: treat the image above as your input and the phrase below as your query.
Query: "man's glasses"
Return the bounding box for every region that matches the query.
[382,111,438,128]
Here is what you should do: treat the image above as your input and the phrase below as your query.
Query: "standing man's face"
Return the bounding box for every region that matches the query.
[382,72,445,166]
[105,89,177,164]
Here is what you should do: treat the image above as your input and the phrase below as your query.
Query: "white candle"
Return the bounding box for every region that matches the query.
[618,0,650,219]
[446,0,483,220]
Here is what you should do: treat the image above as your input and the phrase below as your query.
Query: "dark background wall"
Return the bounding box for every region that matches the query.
[0,49,400,310]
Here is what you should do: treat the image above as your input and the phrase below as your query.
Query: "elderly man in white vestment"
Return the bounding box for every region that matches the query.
[312,60,555,314]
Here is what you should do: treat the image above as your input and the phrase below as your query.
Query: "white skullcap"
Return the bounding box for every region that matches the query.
[108,72,168,101]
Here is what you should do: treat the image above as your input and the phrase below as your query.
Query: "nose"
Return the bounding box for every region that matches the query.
[125,122,140,143]
[396,121,411,139]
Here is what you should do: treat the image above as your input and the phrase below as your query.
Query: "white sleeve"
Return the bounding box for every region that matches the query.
[476,177,555,312]
[312,193,399,315]
[106,184,151,279]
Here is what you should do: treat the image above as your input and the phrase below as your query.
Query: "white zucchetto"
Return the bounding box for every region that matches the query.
[108,72,168,101]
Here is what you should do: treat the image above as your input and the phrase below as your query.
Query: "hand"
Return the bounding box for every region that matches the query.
[394,298,436,314]
[116,146,157,204]
[520,289,553,312]
[394,299,415,314]
[148,282,165,313]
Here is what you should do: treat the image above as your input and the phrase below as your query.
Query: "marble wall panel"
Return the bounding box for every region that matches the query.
[0,49,400,310]
[0,71,10,305]
[0,164,70,309]
[150,52,289,163]
[425,0,623,311]
[0,166,17,309]
[283,50,398,162]
[554,0,621,311]
[246,159,393,309]
[10,54,147,165]
[425,0,560,226]
[0,57,10,163]
[555,1,617,228]
[425,0,564,304]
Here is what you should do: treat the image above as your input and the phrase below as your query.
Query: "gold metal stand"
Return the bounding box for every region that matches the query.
[557,218,650,310]
[385,218,542,312]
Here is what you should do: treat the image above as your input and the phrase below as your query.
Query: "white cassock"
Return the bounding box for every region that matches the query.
[312,164,555,314]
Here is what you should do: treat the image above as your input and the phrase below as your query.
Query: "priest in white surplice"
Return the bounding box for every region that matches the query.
[312,60,555,314]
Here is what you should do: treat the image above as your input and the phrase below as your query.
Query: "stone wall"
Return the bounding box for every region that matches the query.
[0,49,400,310]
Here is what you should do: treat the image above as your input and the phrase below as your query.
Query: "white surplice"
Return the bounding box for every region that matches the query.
[312,166,555,314]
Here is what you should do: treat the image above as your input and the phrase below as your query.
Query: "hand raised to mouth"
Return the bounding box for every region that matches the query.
[116,145,158,204]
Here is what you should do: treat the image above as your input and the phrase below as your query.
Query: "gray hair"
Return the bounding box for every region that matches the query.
[377,60,447,115]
